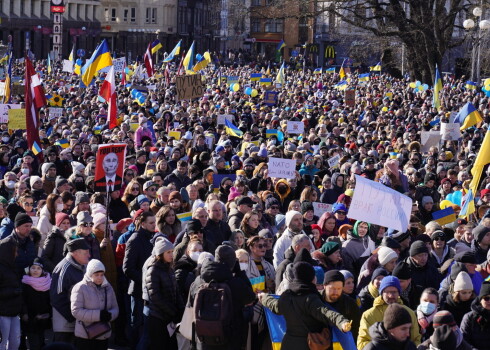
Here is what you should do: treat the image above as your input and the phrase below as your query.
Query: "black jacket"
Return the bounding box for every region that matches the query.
[442,293,474,326]
[461,298,490,350]
[364,322,417,350]
[325,294,362,341]
[3,232,36,277]
[205,219,232,246]
[123,227,154,298]
[108,198,131,223]
[405,257,442,297]
[41,227,67,273]
[21,282,51,331]
[174,254,197,301]
[0,239,23,316]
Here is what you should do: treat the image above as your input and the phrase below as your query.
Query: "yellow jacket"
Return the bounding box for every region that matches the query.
[357,295,420,350]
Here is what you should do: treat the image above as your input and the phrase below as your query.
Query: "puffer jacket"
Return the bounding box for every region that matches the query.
[123,227,154,298]
[227,208,244,231]
[364,322,417,350]
[41,226,67,273]
[70,275,119,340]
[0,240,23,317]
[461,298,490,350]
[358,296,421,350]
[174,254,197,301]
[342,227,375,275]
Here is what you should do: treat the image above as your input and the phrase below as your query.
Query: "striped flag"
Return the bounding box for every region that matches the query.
[144,43,154,77]
[99,65,118,129]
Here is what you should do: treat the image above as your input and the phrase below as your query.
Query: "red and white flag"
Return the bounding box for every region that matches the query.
[144,43,154,77]
[25,57,46,159]
[99,65,118,129]
[121,60,126,86]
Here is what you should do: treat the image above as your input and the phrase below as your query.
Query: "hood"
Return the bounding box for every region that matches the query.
[200,260,233,283]
[352,220,371,238]
[293,247,316,265]
[331,172,344,190]
[274,179,291,200]
[368,322,390,344]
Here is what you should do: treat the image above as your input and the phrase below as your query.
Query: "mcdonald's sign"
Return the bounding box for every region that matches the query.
[325,46,336,58]
[308,44,319,54]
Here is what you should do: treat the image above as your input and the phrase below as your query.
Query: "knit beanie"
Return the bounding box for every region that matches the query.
[392,261,412,280]
[29,175,42,188]
[85,259,105,278]
[293,261,315,284]
[14,212,33,228]
[314,266,325,285]
[301,201,314,214]
[379,275,402,294]
[137,194,150,206]
[265,197,280,210]
[432,311,457,328]
[187,219,202,233]
[285,210,302,228]
[93,213,106,229]
[77,211,93,225]
[421,196,434,206]
[409,240,429,257]
[215,245,237,270]
[339,270,354,282]
[75,192,90,207]
[454,251,477,264]
[55,213,70,227]
[380,236,401,250]
[453,271,473,292]
[430,324,457,350]
[479,281,490,300]
[153,238,174,256]
[320,242,340,256]
[371,267,389,282]
[377,247,398,266]
[323,270,345,285]
[473,225,490,243]
[115,218,133,232]
[383,304,412,330]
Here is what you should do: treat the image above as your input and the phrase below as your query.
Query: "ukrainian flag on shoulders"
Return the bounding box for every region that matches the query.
[225,119,243,138]
[465,80,477,90]
[454,102,482,130]
[359,73,370,82]
[81,39,112,86]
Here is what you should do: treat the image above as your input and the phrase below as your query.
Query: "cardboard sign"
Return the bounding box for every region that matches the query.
[49,107,64,118]
[440,123,461,141]
[113,57,126,73]
[217,114,234,125]
[264,91,278,106]
[421,130,441,153]
[345,89,355,107]
[8,109,26,130]
[268,157,296,179]
[313,202,332,217]
[287,121,304,134]
[349,175,412,232]
[62,60,73,73]
[176,74,204,100]
[169,130,181,140]
[94,143,127,193]
[327,154,341,169]
[0,104,21,124]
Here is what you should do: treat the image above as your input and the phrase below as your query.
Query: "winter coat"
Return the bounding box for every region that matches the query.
[417,328,473,350]
[359,282,378,312]
[37,205,54,248]
[143,258,184,324]
[471,239,489,264]
[163,170,192,190]
[324,293,362,341]
[442,293,474,326]
[273,228,314,269]
[429,246,455,268]
[364,322,417,350]
[174,255,197,301]
[358,296,421,350]
[3,231,36,277]
[461,298,490,350]
[123,227,154,298]
[41,226,67,273]
[227,208,245,232]
[71,274,119,340]
[204,219,232,246]
[93,229,117,294]
[0,239,23,317]
[21,279,51,331]
[320,173,345,204]
[262,281,349,350]
[406,256,442,291]
[0,217,14,239]
[275,247,296,288]
[65,229,101,261]
[342,232,375,275]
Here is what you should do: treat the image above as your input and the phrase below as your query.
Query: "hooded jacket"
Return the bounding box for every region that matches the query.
[363,322,417,350]
[320,173,345,204]
[274,179,293,212]
[341,221,375,274]
[461,297,490,350]
[41,226,67,273]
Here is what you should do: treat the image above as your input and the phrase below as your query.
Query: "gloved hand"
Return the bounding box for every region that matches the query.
[99,310,112,322]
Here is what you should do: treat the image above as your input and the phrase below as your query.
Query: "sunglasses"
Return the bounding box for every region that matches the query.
[269,205,279,210]
[147,188,157,192]
[336,211,347,215]
[131,187,139,191]
[433,237,444,241]
[483,296,490,301]
[24,202,34,206]
[81,222,94,227]
[255,244,265,249]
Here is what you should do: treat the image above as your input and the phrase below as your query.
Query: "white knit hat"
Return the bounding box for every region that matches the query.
[93,213,107,229]
[377,247,398,266]
[454,271,473,292]
[85,259,105,278]
[285,210,302,228]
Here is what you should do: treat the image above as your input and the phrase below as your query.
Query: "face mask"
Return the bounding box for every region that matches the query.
[2,137,9,142]
[6,181,15,189]
[418,301,436,315]
[190,251,201,262]
[224,185,231,191]
[56,203,64,212]
[278,187,288,195]
[21,168,29,175]
[75,182,86,192]
[239,262,248,271]
[410,227,418,235]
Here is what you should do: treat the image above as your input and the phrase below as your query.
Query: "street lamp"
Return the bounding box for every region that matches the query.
[463,6,490,83]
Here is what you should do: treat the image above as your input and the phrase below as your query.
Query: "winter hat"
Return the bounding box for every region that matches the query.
[430,324,457,350]
[228,187,241,202]
[29,257,44,270]
[409,240,429,257]
[293,261,315,284]
[314,266,325,285]
[392,261,412,280]
[258,229,274,239]
[340,270,354,281]
[85,259,105,277]
[391,229,410,243]
[454,251,477,264]
[383,303,412,330]
[479,281,490,300]
[55,176,68,188]
[169,191,183,203]
[310,224,322,233]
[380,236,401,250]
[215,245,237,270]
[137,194,150,206]
[258,147,268,158]
[421,196,434,206]
[473,225,490,243]
[424,172,437,183]
[187,219,202,233]
[90,203,106,216]
[66,238,90,252]
[332,203,347,213]
[55,213,70,227]
[77,211,93,225]
[75,192,90,207]
[29,175,42,188]
[215,145,225,153]
[285,210,302,228]
[197,251,214,265]
[432,310,457,328]
[320,242,340,256]
[371,267,389,282]
[115,218,133,232]
[275,214,286,229]
[14,212,33,228]
[93,213,106,229]
[379,275,402,294]
[454,271,473,292]
[265,197,280,210]
[323,270,345,285]
[377,247,398,266]
[301,201,314,214]
[430,230,446,241]
[153,238,174,256]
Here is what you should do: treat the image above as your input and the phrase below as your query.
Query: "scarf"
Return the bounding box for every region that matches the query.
[368,282,379,299]
[22,273,52,292]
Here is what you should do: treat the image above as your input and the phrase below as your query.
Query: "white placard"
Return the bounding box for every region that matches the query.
[267,157,296,179]
[31,216,39,227]
[0,82,5,96]
[49,107,64,118]
[349,175,412,232]
[327,154,341,169]
[449,111,458,123]
[421,130,441,153]
[0,104,21,124]
[113,57,126,73]
[147,84,157,91]
[287,121,304,134]
[217,114,234,125]
[313,202,332,217]
[440,122,461,141]
[62,59,73,73]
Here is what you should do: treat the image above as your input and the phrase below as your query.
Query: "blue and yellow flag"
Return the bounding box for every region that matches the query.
[454,102,482,130]
[334,80,348,91]
[469,131,490,200]
[325,67,335,74]
[359,73,370,82]
[276,61,285,85]
[370,61,382,71]
[266,129,284,142]
[465,80,477,90]
[459,189,475,218]
[68,44,75,63]
[249,276,265,293]
[55,139,70,149]
[313,68,322,75]
[31,141,42,156]
[193,51,211,72]
[432,207,457,226]
[81,39,112,86]
[151,39,163,54]
[225,119,243,138]
[276,40,285,52]
[183,41,195,74]
[163,40,182,62]
[260,78,272,86]
[47,54,52,75]
[433,65,442,110]
[176,212,192,222]
[251,73,262,81]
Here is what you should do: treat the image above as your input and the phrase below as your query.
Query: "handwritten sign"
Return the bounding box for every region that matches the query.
[0,104,21,123]
[268,157,296,179]
[62,60,73,73]
[8,109,26,130]
[113,57,126,73]
[440,123,461,141]
[421,130,441,153]
[287,121,304,134]
[313,202,332,217]
[345,89,355,107]
[349,175,412,232]
[217,114,234,125]
[264,91,278,106]
[327,154,341,169]
[176,74,204,100]
[49,107,64,118]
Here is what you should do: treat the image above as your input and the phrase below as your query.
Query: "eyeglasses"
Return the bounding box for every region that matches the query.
[255,244,265,249]
[269,205,279,210]
[131,187,139,191]
[147,188,157,192]
[336,211,347,215]
[81,223,94,227]
[483,296,490,301]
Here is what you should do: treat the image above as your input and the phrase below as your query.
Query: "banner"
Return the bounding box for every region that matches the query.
[440,122,461,141]
[421,130,441,153]
[264,91,278,106]
[286,121,304,134]
[8,109,27,130]
[212,174,236,190]
[313,202,332,217]
[268,157,296,179]
[327,154,341,169]
[62,60,73,73]
[176,74,204,100]
[349,175,412,232]
[94,143,127,193]
[113,57,127,73]
[0,104,21,124]
[345,89,355,107]
[49,107,64,118]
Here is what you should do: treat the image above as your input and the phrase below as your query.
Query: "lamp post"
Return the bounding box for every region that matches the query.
[463,6,490,83]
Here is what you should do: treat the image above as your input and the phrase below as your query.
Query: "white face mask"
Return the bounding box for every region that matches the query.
[239,262,248,271]
[56,203,64,212]
[6,181,15,189]
[2,137,9,142]
[21,168,29,175]
[190,251,201,262]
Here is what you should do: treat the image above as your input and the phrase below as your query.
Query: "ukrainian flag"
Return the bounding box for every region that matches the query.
[370,62,382,71]
[47,54,52,75]
[276,62,285,85]
[325,67,335,74]
[251,73,262,81]
[183,42,196,74]
[225,119,243,138]
[276,40,285,52]
[465,80,477,90]
[55,139,70,149]
[31,141,42,156]
[249,276,265,293]
[163,40,182,62]
[432,207,457,226]
[176,212,192,222]
[260,78,272,86]
[81,39,112,86]
[433,65,442,110]
[359,73,370,82]
[193,51,211,72]
[454,102,482,130]
[313,68,322,75]
[151,39,163,54]
[68,45,75,63]
[459,189,475,218]
[266,129,284,142]
[334,80,347,91]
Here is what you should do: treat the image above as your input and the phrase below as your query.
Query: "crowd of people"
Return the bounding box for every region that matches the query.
[0,52,490,350]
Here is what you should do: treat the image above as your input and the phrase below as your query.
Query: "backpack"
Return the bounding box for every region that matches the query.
[194,281,233,345]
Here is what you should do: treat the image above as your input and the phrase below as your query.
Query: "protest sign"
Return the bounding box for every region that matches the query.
[440,123,461,141]
[0,104,21,124]
[113,57,126,73]
[327,154,341,169]
[94,143,127,193]
[169,131,181,140]
[345,89,355,107]
[62,60,73,73]
[217,114,234,125]
[349,175,412,232]
[11,84,24,96]
[287,121,304,134]
[268,157,296,179]
[264,91,278,106]
[176,74,204,100]
[147,84,157,91]
[130,123,139,131]
[0,82,5,96]
[49,107,64,118]
[313,202,332,217]
[8,109,26,129]
[421,130,441,153]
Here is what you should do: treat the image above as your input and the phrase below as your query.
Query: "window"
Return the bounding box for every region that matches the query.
[152,8,157,24]
[111,8,116,22]
[130,7,136,22]
[104,8,109,21]
[123,8,129,22]
[146,8,150,23]
[265,19,283,33]
[251,18,260,32]
[251,0,261,6]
